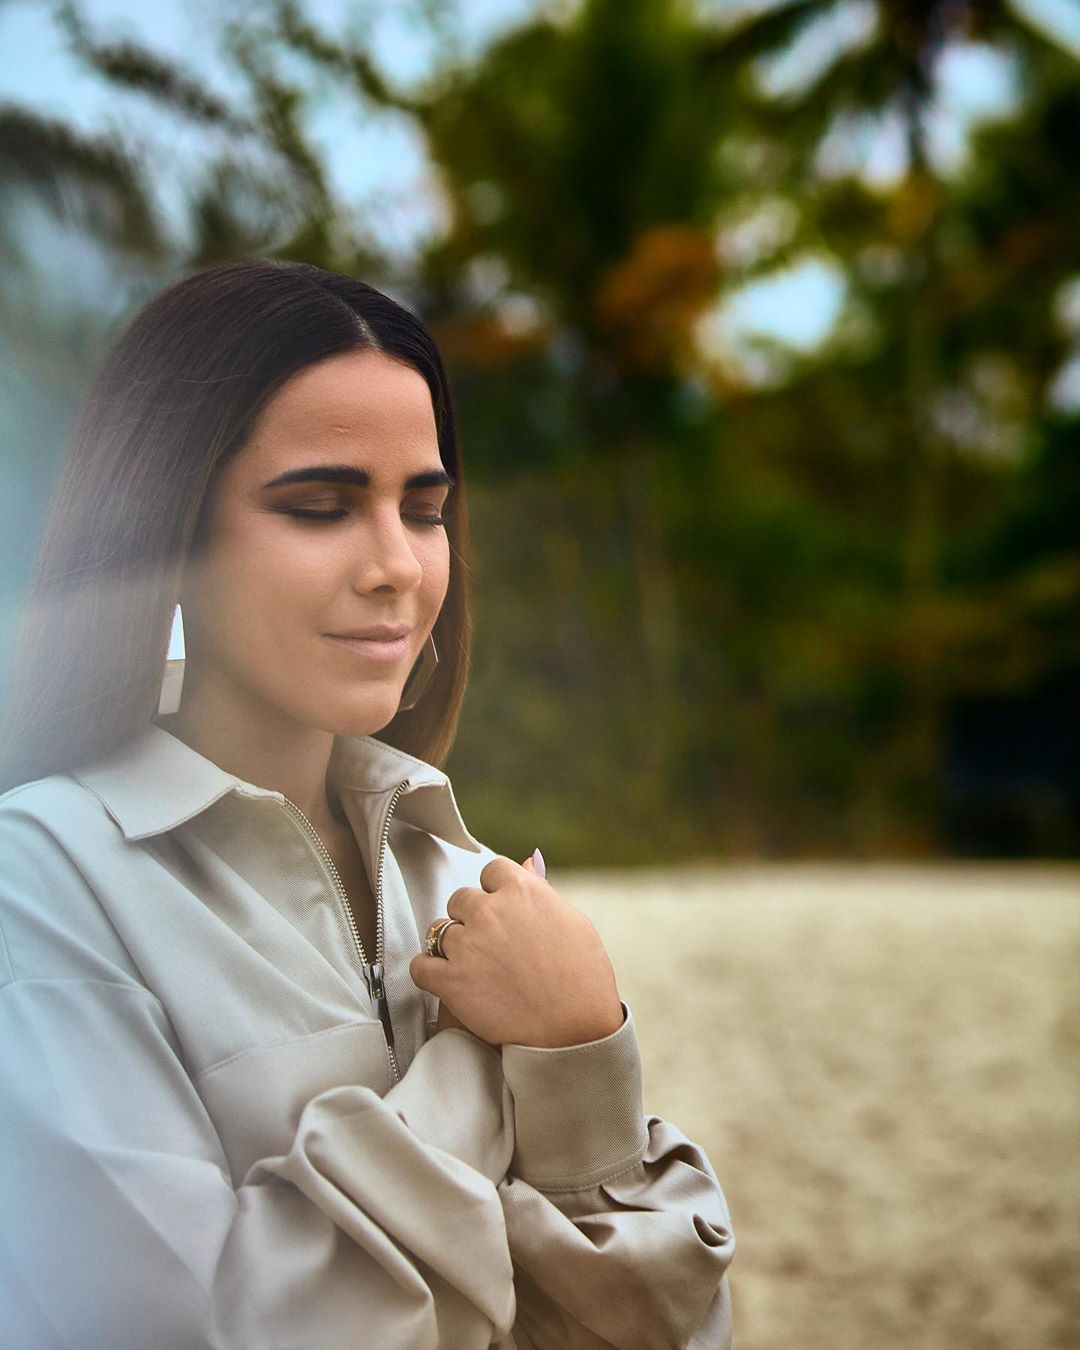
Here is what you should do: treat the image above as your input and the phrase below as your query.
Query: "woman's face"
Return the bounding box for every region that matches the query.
[178,348,452,739]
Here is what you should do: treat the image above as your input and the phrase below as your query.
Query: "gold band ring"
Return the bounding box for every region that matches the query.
[425,917,461,959]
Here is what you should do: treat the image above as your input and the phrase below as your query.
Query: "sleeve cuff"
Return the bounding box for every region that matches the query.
[500,1002,648,1191]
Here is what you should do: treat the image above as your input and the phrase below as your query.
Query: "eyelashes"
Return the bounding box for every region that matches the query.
[284,507,446,527]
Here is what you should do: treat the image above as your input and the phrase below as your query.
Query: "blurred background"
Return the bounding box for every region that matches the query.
[1,0,1077,1346]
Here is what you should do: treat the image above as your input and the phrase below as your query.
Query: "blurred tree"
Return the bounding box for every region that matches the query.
[1,0,1075,858]
[277,0,757,819]
[714,0,1080,848]
[0,104,163,269]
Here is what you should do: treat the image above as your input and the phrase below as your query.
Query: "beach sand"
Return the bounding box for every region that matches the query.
[561,862,1080,1350]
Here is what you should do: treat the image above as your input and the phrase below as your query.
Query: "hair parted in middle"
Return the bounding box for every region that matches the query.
[0,258,472,795]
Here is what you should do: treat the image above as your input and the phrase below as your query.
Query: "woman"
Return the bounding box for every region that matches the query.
[0,259,734,1348]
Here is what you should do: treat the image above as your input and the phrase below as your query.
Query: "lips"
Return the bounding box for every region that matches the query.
[326,624,413,641]
[323,625,414,662]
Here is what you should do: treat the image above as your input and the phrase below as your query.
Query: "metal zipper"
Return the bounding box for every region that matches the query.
[281,782,409,1085]
[373,781,408,1083]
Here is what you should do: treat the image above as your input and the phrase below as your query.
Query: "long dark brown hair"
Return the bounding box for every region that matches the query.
[0,259,472,794]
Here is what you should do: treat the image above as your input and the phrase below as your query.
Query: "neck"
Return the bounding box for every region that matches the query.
[160,676,341,835]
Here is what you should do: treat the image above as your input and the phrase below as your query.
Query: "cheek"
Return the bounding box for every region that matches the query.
[196,511,451,649]
[204,521,328,641]
[424,534,452,614]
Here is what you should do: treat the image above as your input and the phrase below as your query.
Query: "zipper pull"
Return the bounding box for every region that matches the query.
[363,961,399,1080]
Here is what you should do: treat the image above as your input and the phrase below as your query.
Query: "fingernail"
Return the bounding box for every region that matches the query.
[531,847,546,879]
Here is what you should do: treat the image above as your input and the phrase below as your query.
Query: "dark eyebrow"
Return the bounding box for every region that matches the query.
[260,464,454,490]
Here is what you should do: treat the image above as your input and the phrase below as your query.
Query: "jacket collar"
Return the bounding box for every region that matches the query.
[72,720,482,852]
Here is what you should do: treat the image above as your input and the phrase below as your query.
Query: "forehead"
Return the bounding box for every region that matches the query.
[241,349,438,471]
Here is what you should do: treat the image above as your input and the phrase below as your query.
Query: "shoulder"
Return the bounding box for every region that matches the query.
[0,772,128,892]
[0,775,138,989]
[0,771,120,843]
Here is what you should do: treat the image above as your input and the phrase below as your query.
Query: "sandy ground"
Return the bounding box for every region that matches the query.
[557,863,1080,1350]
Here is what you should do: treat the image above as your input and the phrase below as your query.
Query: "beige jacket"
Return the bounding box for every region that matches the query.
[0,721,734,1349]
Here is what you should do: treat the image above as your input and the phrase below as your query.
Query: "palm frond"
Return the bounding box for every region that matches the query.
[0,105,164,257]
[54,0,254,135]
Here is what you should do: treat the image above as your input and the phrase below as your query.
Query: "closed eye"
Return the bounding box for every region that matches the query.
[285,507,348,521]
[284,506,446,526]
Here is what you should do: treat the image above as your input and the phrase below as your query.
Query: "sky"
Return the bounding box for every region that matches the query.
[1,0,1078,359]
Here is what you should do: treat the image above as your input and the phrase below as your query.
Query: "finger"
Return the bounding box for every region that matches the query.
[445,885,486,918]
[479,855,520,892]
[446,885,484,920]
[421,915,467,962]
[410,950,454,997]
[437,917,466,958]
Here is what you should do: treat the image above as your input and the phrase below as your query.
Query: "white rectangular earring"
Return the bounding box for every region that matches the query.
[158,603,186,716]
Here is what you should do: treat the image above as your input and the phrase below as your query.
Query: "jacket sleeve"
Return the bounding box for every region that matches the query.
[0,828,518,1350]
[497,1006,735,1350]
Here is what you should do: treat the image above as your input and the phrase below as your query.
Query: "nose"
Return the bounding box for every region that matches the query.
[352,504,424,596]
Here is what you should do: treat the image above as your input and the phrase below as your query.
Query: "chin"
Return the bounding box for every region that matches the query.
[333,687,406,739]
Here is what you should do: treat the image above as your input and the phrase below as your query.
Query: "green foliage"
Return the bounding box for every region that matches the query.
[2,0,1077,858]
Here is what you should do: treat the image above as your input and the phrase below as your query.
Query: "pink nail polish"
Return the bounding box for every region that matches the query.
[531,847,547,879]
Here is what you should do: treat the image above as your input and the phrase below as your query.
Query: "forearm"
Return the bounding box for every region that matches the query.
[499,1005,735,1350]
[1,978,518,1350]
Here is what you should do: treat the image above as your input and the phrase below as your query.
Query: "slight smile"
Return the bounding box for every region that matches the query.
[324,626,413,662]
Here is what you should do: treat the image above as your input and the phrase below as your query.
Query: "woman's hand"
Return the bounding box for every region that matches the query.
[434,999,466,1034]
[432,853,544,1038]
[413,852,624,1049]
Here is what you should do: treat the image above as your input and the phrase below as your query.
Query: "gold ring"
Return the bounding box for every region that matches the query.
[425,917,460,958]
